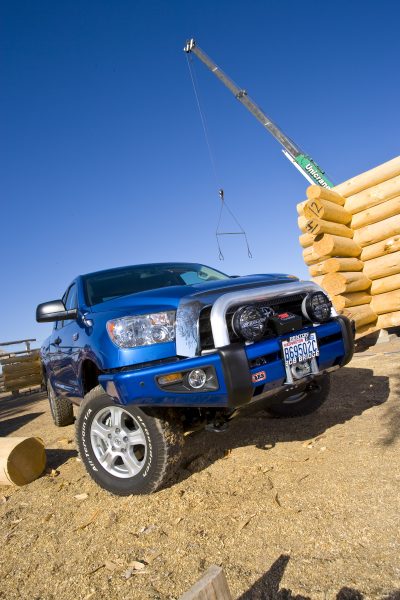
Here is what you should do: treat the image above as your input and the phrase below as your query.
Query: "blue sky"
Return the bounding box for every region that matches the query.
[1,0,400,347]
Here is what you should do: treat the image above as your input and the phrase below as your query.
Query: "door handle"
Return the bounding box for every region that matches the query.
[54,337,62,346]
[72,333,79,341]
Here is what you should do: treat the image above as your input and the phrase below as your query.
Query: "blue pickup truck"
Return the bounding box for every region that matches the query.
[37,262,354,495]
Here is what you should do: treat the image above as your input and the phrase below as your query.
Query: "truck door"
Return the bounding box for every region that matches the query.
[56,283,82,399]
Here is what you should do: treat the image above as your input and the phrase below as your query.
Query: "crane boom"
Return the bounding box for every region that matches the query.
[184,39,333,188]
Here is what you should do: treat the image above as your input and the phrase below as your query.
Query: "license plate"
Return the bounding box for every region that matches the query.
[282,333,319,366]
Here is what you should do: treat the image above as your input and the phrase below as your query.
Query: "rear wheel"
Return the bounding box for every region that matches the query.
[266,375,331,417]
[47,379,74,426]
[76,385,185,495]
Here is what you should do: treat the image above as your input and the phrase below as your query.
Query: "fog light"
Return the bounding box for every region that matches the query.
[187,369,207,389]
[158,372,183,386]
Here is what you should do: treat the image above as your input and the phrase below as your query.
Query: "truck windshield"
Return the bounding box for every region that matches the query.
[83,263,230,306]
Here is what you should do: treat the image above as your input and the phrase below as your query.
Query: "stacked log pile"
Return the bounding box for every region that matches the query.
[297,156,400,335]
[0,350,43,394]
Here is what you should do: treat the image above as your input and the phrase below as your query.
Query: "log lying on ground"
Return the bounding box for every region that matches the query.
[371,289,400,315]
[299,232,314,248]
[360,234,400,261]
[342,304,378,328]
[351,195,400,229]
[332,291,372,311]
[309,257,363,278]
[371,273,400,296]
[353,214,400,247]
[304,198,352,225]
[344,174,400,214]
[306,185,346,206]
[363,251,400,280]
[322,272,372,295]
[0,437,46,486]
[377,311,400,329]
[334,156,400,197]
[304,218,353,238]
[313,234,362,258]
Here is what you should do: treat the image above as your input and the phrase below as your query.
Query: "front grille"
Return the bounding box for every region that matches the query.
[199,294,307,351]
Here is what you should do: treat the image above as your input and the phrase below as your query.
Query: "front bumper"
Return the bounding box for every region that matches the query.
[99,316,354,408]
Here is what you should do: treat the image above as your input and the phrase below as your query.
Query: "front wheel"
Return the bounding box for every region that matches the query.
[266,375,331,418]
[76,386,185,495]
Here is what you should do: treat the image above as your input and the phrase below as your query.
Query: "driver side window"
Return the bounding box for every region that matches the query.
[62,283,78,326]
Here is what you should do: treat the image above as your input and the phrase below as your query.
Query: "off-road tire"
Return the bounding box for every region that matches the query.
[76,385,185,495]
[47,379,74,426]
[266,375,331,418]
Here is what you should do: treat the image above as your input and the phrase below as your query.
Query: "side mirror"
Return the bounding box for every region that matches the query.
[36,300,78,323]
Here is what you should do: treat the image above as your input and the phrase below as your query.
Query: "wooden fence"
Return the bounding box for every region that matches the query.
[0,339,43,395]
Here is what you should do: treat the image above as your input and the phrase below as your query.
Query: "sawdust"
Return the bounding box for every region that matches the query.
[0,343,399,599]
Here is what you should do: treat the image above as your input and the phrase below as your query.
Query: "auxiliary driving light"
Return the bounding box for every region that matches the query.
[232,305,266,342]
[187,369,207,389]
[302,292,332,323]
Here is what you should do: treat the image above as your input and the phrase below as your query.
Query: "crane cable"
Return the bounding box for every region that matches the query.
[186,54,253,260]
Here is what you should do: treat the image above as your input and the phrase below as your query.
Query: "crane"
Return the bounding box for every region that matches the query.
[184,39,334,188]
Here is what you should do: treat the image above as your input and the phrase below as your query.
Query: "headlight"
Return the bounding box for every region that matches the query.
[106,311,175,348]
[302,292,332,323]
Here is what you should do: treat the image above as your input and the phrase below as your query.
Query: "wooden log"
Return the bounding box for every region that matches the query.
[342,304,377,328]
[311,275,325,288]
[304,218,353,238]
[323,257,364,273]
[303,246,330,266]
[360,234,400,261]
[334,156,400,197]
[353,214,400,248]
[377,310,400,329]
[298,215,308,232]
[0,437,46,486]
[322,272,371,295]
[356,322,380,338]
[306,185,346,206]
[344,174,400,214]
[351,195,400,230]
[371,289,400,315]
[309,258,362,277]
[371,273,400,296]
[299,232,314,248]
[179,565,232,600]
[304,198,352,225]
[297,200,307,216]
[309,261,331,277]
[332,291,372,311]
[363,251,400,280]
[313,234,362,258]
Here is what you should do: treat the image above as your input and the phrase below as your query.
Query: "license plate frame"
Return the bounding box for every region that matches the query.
[281,332,319,367]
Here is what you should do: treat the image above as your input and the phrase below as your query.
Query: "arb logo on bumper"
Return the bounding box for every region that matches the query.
[252,371,266,383]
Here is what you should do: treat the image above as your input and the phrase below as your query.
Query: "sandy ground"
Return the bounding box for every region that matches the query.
[1,338,400,600]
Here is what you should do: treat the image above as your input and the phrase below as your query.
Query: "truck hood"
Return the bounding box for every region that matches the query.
[89,274,299,314]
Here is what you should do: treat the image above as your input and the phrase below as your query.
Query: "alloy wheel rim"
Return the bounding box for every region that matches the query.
[90,406,147,479]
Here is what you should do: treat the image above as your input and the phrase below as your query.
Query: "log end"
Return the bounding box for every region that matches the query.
[2,437,46,486]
